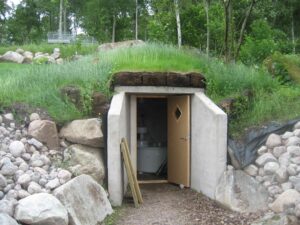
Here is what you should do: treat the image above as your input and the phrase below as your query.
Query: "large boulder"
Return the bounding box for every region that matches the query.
[0,213,19,225]
[53,175,113,225]
[23,51,33,64]
[28,120,59,149]
[215,168,269,213]
[60,118,103,147]
[270,189,300,213]
[14,193,68,225]
[0,51,24,64]
[64,144,105,184]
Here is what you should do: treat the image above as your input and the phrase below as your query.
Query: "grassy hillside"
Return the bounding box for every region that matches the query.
[0,43,299,135]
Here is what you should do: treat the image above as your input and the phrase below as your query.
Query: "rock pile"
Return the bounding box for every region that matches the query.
[243,121,300,221]
[0,48,64,64]
[0,112,111,224]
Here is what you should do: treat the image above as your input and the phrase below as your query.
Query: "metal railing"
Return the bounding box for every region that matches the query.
[47,32,97,44]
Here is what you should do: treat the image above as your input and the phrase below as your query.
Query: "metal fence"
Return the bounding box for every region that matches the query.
[47,32,97,44]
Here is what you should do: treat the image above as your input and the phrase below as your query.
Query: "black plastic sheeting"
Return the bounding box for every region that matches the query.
[228,118,300,168]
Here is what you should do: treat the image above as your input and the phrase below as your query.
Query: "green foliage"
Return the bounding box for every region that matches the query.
[264,53,300,84]
[240,20,279,65]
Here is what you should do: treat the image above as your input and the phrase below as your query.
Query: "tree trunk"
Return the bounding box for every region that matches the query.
[203,0,210,56]
[63,6,67,33]
[291,13,296,54]
[223,0,232,63]
[174,0,182,48]
[135,0,138,40]
[235,0,256,60]
[112,14,116,43]
[59,0,63,39]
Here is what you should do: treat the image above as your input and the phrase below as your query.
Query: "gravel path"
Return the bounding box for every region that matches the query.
[115,184,262,225]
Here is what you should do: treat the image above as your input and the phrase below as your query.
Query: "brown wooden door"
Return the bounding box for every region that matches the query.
[168,95,190,187]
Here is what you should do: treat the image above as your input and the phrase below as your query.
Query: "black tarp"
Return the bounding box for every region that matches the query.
[228,118,300,168]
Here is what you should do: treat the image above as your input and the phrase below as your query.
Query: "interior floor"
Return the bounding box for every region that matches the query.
[137,97,167,181]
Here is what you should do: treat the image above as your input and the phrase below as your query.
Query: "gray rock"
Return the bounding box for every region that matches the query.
[215,169,268,213]
[0,174,7,188]
[281,182,293,191]
[291,157,300,165]
[45,178,60,190]
[3,114,14,121]
[14,193,68,225]
[294,121,300,130]
[286,136,300,146]
[17,190,30,199]
[0,199,17,216]
[27,138,43,149]
[54,174,113,225]
[27,182,43,194]
[264,162,280,175]
[287,146,300,157]
[268,185,282,196]
[1,162,18,176]
[244,164,258,176]
[279,152,291,167]
[0,213,19,225]
[282,131,294,139]
[64,144,105,184]
[266,134,282,149]
[5,190,18,200]
[270,189,300,213]
[19,162,29,171]
[256,153,277,167]
[17,174,31,186]
[30,159,44,167]
[273,146,286,158]
[295,203,300,218]
[28,120,59,149]
[257,146,267,155]
[289,176,300,186]
[275,167,289,183]
[60,118,103,148]
[294,129,300,137]
[29,113,40,122]
[57,169,72,184]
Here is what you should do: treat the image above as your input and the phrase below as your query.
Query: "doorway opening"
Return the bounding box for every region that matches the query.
[137,97,168,182]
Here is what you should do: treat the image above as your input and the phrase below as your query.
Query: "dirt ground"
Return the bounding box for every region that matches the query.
[114,184,262,225]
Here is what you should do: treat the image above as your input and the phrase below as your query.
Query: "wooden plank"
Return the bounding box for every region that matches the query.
[138,180,168,184]
[122,138,144,204]
[120,142,139,208]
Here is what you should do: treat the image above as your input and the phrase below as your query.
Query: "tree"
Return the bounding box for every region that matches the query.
[174,0,182,47]
[203,0,210,56]
[223,0,232,62]
[235,0,256,60]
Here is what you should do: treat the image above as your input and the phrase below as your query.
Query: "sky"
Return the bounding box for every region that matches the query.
[8,0,21,8]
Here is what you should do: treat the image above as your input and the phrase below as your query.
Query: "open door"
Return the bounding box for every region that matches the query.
[168,95,190,187]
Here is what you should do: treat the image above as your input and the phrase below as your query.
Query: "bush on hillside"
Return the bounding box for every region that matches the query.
[240,19,291,65]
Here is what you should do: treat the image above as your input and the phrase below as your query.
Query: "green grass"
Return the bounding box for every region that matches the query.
[0,42,299,135]
[0,43,98,58]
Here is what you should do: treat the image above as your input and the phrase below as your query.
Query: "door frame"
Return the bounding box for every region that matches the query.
[130,94,191,185]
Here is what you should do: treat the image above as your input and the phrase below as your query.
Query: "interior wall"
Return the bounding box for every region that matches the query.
[191,92,227,199]
[107,92,130,206]
[137,98,167,147]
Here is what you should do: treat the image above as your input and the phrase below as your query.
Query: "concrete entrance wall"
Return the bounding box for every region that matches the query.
[191,92,227,199]
[107,88,227,206]
[107,92,130,206]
